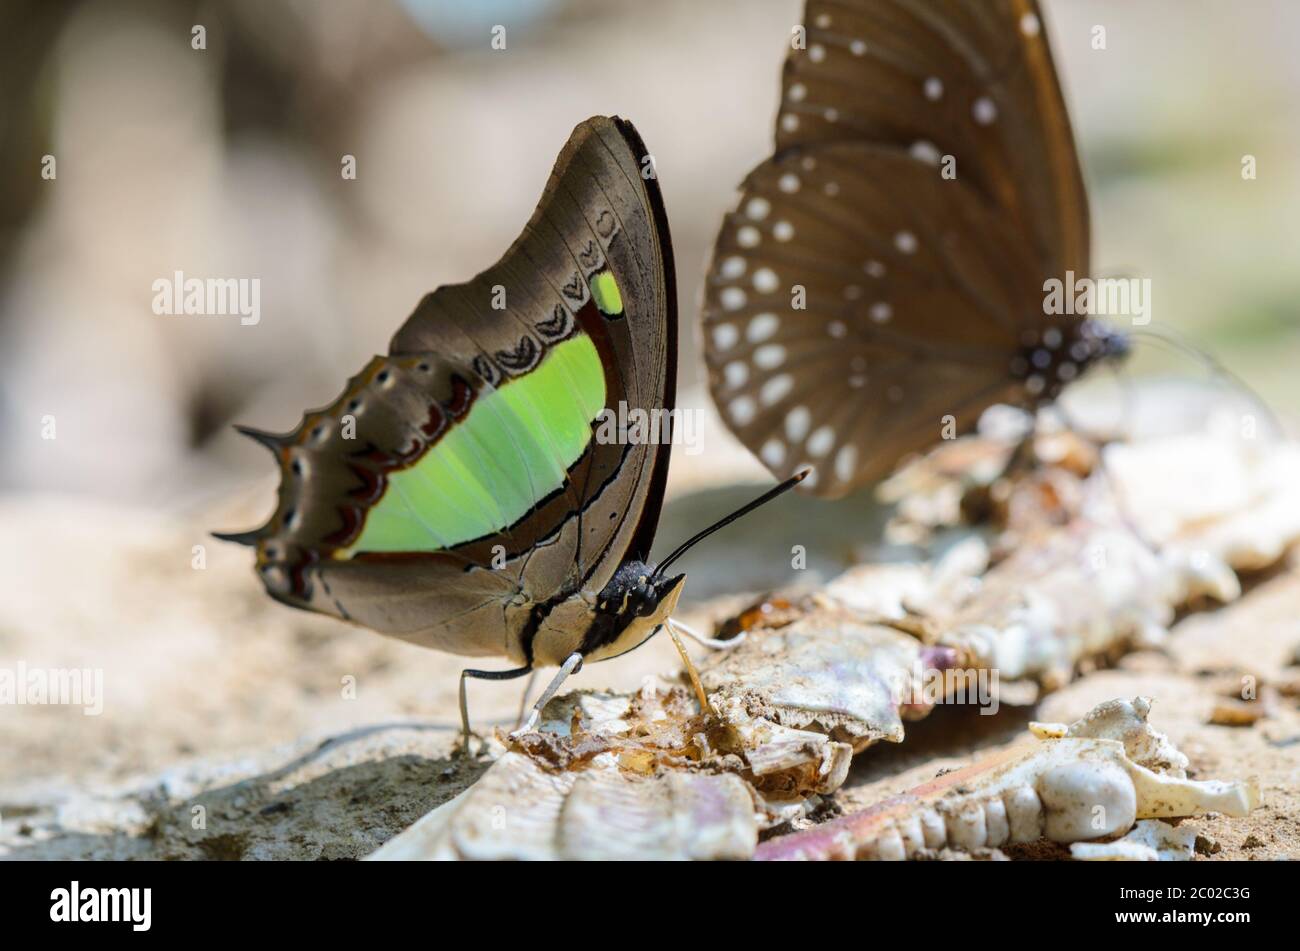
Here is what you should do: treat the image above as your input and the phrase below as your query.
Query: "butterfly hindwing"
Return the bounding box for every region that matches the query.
[705,143,1034,494]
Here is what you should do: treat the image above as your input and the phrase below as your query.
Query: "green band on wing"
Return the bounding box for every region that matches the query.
[343,334,606,555]
[590,270,623,316]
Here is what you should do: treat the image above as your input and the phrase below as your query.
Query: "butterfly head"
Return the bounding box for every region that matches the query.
[1092,323,1131,362]
[599,561,686,622]
[583,563,686,663]
[1013,320,1130,401]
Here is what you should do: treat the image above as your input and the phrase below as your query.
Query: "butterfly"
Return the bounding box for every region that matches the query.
[217,116,802,741]
[702,0,1129,499]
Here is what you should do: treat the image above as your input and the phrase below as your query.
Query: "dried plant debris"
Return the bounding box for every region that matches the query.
[933,525,1237,692]
[371,682,847,860]
[867,416,1300,698]
[754,698,1259,861]
[884,410,1300,576]
[698,606,950,751]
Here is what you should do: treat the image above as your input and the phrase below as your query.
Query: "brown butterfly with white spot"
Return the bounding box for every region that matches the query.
[702,0,1128,498]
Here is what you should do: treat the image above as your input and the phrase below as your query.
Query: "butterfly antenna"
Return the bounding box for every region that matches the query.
[653,469,809,579]
[1128,327,1285,440]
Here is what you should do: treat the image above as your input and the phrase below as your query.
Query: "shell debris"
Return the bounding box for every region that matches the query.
[372,413,1294,860]
[754,697,1260,861]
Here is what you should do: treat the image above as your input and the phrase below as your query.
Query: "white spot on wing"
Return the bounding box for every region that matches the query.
[737,225,761,248]
[910,140,941,165]
[807,425,835,457]
[924,77,944,101]
[720,287,747,311]
[835,444,857,482]
[784,405,810,441]
[729,396,756,424]
[761,438,786,467]
[779,173,801,193]
[712,323,738,350]
[747,312,779,342]
[760,373,794,406]
[773,220,794,242]
[894,231,918,254]
[746,197,771,220]
[973,96,998,125]
[720,255,746,279]
[754,344,786,369]
[753,267,779,293]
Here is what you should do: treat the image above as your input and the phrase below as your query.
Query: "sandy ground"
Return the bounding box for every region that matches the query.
[1,486,1297,860]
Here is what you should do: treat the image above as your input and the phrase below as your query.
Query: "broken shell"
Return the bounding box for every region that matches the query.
[935,528,1214,689]
[369,752,757,861]
[699,607,932,751]
[754,697,1259,861]
[1070,819,1198,862]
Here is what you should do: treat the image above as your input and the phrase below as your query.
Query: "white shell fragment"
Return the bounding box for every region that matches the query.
[754,697,1260,861]
[369,752,757,861]
[869,411,1300,699]
[699,608,938,750]
[935,527,1236,691]
[1070,819,1198,862]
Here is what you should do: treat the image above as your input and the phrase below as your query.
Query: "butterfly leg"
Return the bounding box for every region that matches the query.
[457,664,532,755]
[513,668,540,730]
[509,652,583,739]
[664,619,715,717]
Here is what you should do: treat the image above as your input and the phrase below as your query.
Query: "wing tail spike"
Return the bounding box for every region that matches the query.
[212,528,265,547]
[234,424,291,453]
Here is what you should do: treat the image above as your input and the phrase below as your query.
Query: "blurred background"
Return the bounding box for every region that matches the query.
[1,0,1298,791]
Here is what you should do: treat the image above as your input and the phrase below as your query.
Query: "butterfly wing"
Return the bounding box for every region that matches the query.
[705,144,1034,496]
[221,117,676,663]
[703,0,1092,498]
[778,0,1088,277]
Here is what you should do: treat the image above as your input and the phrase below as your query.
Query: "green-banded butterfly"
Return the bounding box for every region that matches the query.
[217,116,802,740]
[702,0,1129,499]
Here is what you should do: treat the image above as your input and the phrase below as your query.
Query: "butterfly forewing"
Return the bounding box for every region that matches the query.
[780,0,1088,276]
